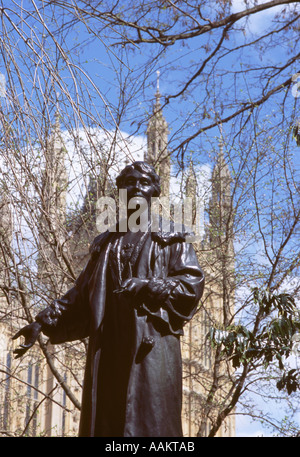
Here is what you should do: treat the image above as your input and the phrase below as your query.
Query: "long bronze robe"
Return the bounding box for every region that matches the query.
[36,229,204,437]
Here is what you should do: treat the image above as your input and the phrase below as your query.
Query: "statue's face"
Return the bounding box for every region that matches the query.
[121,169,156,204]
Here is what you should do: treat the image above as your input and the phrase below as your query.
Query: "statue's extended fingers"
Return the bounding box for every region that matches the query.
[13,347,28,359]
[12,329,23,340]
[20,343,32,349]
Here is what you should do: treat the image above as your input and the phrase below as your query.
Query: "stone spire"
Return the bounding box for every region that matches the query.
[185,159,197,199]
[145,71,170,196]
[38,111,68,292]
[0,188,12,243]
[0,187,12,307]
[42,111,67,233]
[208,127,234,258]
[184,159,198,231]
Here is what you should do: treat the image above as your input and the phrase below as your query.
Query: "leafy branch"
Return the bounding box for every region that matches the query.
[210,289,300,393]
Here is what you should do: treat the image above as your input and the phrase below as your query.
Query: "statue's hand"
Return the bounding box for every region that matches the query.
[12,322,42,359]
[115,278,149,297]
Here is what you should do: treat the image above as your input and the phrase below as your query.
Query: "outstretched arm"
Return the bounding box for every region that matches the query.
[12,255,96,356]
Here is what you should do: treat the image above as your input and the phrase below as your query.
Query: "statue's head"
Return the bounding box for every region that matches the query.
[116,161,161,201]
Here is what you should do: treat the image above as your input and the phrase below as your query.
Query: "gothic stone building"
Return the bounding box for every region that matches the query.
[0,87,235,437]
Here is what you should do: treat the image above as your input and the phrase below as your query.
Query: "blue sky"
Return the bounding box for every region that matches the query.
[0,0,299,437]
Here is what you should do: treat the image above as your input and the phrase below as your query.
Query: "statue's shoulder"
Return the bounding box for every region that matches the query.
[151,230,191,247]
[150,216,193,246]
[89,231,112,257]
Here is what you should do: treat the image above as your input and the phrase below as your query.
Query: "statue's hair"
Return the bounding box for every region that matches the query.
[116,161,161,197]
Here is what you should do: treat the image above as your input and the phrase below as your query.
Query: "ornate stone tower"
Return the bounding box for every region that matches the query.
[145,71,170,197]
[207,134,235,328]
[42,111,67,235]
[0,188,13,434]
[181,131,235,437]
[0,186,12,318]
[208,137,234,255]
[185,159,198,229]
[38,111,68,296]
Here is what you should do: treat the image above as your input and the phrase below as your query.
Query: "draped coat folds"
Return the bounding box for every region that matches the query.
[36,228,204,437]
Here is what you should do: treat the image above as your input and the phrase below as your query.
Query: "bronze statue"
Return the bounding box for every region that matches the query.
[13,161,204,437]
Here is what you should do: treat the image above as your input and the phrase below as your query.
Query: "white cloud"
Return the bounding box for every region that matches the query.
[230,0,299,34]
[61,127,146,207]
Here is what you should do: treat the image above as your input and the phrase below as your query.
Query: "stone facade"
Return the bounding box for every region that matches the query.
[0,91,235,437]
